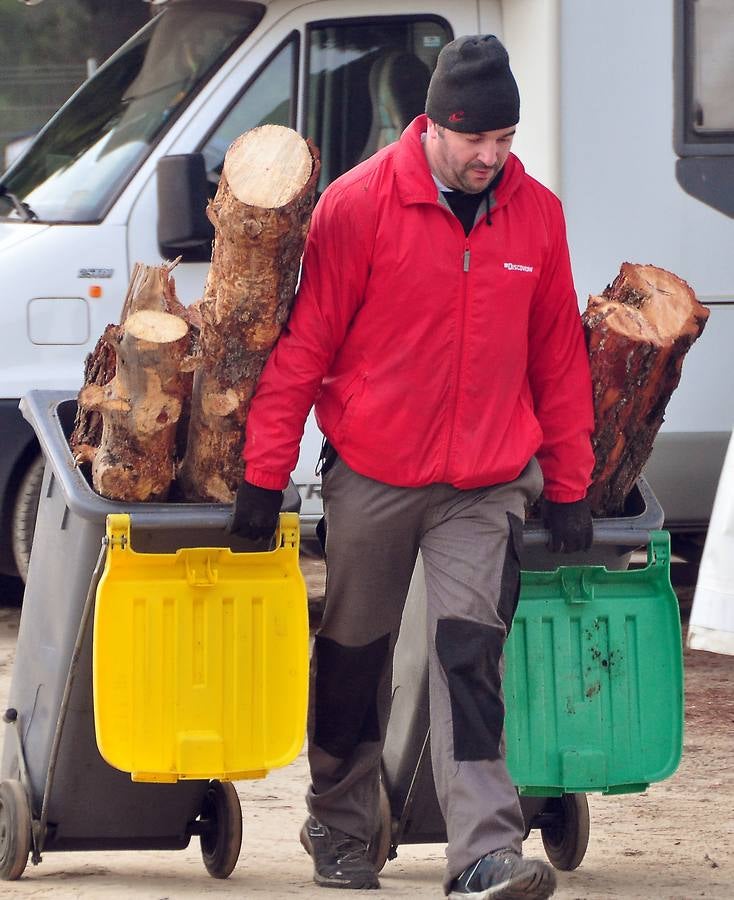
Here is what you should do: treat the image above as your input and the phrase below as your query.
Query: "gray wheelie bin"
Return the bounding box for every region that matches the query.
[371,477,683,873]
[0,390,302,881]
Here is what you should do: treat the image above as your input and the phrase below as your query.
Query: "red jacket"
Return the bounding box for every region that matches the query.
[244,115,594,502]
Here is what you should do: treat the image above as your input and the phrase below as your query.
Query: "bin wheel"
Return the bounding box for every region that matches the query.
[0,779,32,881]
[367,779,393,873]
[199,780,242,879]
[541,792,590,871]
[11,455,45,584]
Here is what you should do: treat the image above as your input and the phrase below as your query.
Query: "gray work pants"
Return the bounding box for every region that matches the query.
[306,456,544,889]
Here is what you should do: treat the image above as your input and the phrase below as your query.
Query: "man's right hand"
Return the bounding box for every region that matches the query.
[228,482,283,542]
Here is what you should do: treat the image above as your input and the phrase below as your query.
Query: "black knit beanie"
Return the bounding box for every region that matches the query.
[425,35,520,133]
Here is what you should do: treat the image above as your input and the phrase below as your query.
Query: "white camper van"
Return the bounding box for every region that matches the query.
[0,0,731,580]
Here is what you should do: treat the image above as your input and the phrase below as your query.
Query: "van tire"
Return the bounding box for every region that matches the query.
[11,455,45,583]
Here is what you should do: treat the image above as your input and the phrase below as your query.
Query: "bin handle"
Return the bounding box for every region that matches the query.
[647,530,671,569]
[184,550,219,587]
[560,568,595,604]
[276,512,300,552]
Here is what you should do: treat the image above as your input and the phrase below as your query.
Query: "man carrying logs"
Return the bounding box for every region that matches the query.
[230,36,594,900]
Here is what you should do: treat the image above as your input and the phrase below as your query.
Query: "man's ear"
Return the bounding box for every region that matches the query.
[425,117,441,140]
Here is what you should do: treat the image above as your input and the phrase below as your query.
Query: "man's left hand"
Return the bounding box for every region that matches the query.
[542,498,593,553]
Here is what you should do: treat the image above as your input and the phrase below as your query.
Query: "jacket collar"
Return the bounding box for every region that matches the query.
[393,114,524,210]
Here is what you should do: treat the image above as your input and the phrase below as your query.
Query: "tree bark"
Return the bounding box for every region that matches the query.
[69,336,118,465]
[584,262,710,515]
[178,124,320,502]
[78,309,195,501]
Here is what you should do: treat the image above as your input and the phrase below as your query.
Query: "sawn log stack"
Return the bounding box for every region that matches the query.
[71,124,320,504]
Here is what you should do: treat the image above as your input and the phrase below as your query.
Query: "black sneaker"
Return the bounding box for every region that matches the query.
[300,815,380,890]
[448,849,556,899]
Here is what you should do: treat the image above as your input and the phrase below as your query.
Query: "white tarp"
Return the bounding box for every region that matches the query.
[687,428,734,655]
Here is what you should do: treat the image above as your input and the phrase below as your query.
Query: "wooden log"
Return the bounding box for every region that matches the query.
[79,309,195,501]
[70,260,197,464]
[584,262,709,515]
[178,124,320,501]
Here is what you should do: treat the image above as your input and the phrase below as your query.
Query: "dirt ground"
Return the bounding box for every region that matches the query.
[0,556,732,899]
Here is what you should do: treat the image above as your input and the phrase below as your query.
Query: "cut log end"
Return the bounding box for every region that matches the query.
[587,262,710,348]
[125,309,189,344]
[224,124,313,209]
[585,300,662,345]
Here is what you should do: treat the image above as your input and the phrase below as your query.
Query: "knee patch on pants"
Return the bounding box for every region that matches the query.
[435,618,505,761]
[313,633,390,759]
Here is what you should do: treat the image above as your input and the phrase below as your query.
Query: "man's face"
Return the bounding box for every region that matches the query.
[425,119,516,194]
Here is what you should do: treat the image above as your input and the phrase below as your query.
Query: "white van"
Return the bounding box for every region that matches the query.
[0,0,731,579]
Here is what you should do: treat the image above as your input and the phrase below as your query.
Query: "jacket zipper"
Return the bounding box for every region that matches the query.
[445,239,471,477]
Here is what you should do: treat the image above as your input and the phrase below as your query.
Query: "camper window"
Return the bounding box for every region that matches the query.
[674,0,734,216]
[679,0,734,143]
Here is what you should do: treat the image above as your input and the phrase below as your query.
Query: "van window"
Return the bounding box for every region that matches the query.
[0,1,265,223]
[678,0,734,144]
[201,34,299,191]
[674,0,734,216]
[306,17,451,189]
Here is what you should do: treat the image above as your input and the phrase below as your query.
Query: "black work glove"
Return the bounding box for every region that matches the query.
[228,481,283,542]
[542,498,593,553]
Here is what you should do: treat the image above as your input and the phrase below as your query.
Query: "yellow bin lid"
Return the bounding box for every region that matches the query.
[93,513,309,783]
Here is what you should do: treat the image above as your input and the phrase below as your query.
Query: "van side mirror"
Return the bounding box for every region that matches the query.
[157,153,214,262]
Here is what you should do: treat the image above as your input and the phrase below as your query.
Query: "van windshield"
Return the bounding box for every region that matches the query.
[0,1,264,223]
